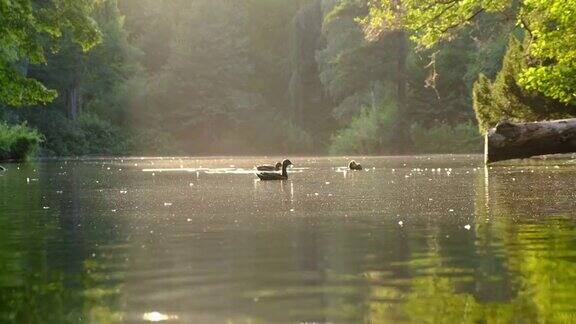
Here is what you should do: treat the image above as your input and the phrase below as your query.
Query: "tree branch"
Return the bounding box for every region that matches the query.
[441,8,485,33]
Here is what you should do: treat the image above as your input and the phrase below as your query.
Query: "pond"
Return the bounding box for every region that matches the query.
[1,156,576,323]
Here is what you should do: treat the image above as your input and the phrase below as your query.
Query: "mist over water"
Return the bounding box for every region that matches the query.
[1,156,575,322]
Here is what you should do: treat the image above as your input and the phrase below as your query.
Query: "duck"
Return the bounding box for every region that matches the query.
[257,159,293,181]
[255,162,282,171]
[349,160,363,170]
[0,165,6,172]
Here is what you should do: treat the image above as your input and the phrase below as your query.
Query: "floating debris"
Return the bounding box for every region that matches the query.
[163,202,173,206]
[142,311,178,322]
[464,224,471,230]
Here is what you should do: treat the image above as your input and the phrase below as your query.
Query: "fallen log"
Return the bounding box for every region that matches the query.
[485,118,576,163]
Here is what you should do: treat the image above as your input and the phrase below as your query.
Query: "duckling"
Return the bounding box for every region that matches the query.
[256,162,282,171]
[257,159,293,181]
[349,160,363,171]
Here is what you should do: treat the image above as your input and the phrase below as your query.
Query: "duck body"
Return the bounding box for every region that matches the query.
[256,162,282,171]
[257,172,288,181]
[349,160,362,170]
[257,159,293,181]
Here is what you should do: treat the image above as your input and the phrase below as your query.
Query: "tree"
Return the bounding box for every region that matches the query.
[287,0,331,144]
[517,0,576,104]
[9,0,139,156]
[139,0,264,153]
[0,0,101,107]
[355,0,411,151]
[364,0,576,105]
[472,37,573,133]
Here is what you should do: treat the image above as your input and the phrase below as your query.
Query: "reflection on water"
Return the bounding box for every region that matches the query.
[1,156,576,323]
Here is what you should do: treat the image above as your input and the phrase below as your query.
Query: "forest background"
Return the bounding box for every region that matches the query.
[1,0,574,159]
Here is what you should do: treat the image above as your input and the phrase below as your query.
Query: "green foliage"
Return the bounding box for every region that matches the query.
[130,1,265,153]
[472,37,575,133]
[245,0,306,103]
[362,0,512,46]
[288,0,334,145]
[77,113,130,155]
[5,0,558,155]
[11,108,130,157]
[472,74,495,133]
[517,0,576,104]
[407,35,477,126]
[410,122,483,153]
[321,0,485,154]
[329,99,397,155]
[364,0,576,106]
[0,0,101,106]
[0,123,43,161]
[5,0,141,156]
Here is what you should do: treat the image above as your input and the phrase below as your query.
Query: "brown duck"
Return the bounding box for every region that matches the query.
[257,159,293,181]
[349,160,363,170]
[255,162,282,171]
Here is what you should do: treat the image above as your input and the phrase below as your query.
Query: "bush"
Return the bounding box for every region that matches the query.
[78,113,131,155]
[13,107,135,157]
[0,123,43,161]
[329,100,398,155]
[410,122,483,154]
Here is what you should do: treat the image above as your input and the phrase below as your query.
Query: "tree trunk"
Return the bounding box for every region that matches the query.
[485,119,576,163]
[67,83,81,120]
[391,30,411,153]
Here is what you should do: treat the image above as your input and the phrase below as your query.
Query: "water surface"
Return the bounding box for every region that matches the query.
[1,156,576,323]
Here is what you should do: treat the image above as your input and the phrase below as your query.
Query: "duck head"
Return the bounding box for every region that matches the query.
[349,160,357,168]
[282,159,293,168]
[275,162,283,170]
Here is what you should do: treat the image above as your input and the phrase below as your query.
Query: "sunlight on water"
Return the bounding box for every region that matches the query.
[1,155,576,323]
[142,311,178,322]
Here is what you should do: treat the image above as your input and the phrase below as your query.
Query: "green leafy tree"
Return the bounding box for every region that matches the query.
[287,0,332,147]
[319,0,413,152]
[517,0,576,104]
[318,0,396,118]
[0,0,101,106]
[472,37,574,132]
[139,0,264,153]
[10,0,139,156]
[364,0,576,105]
